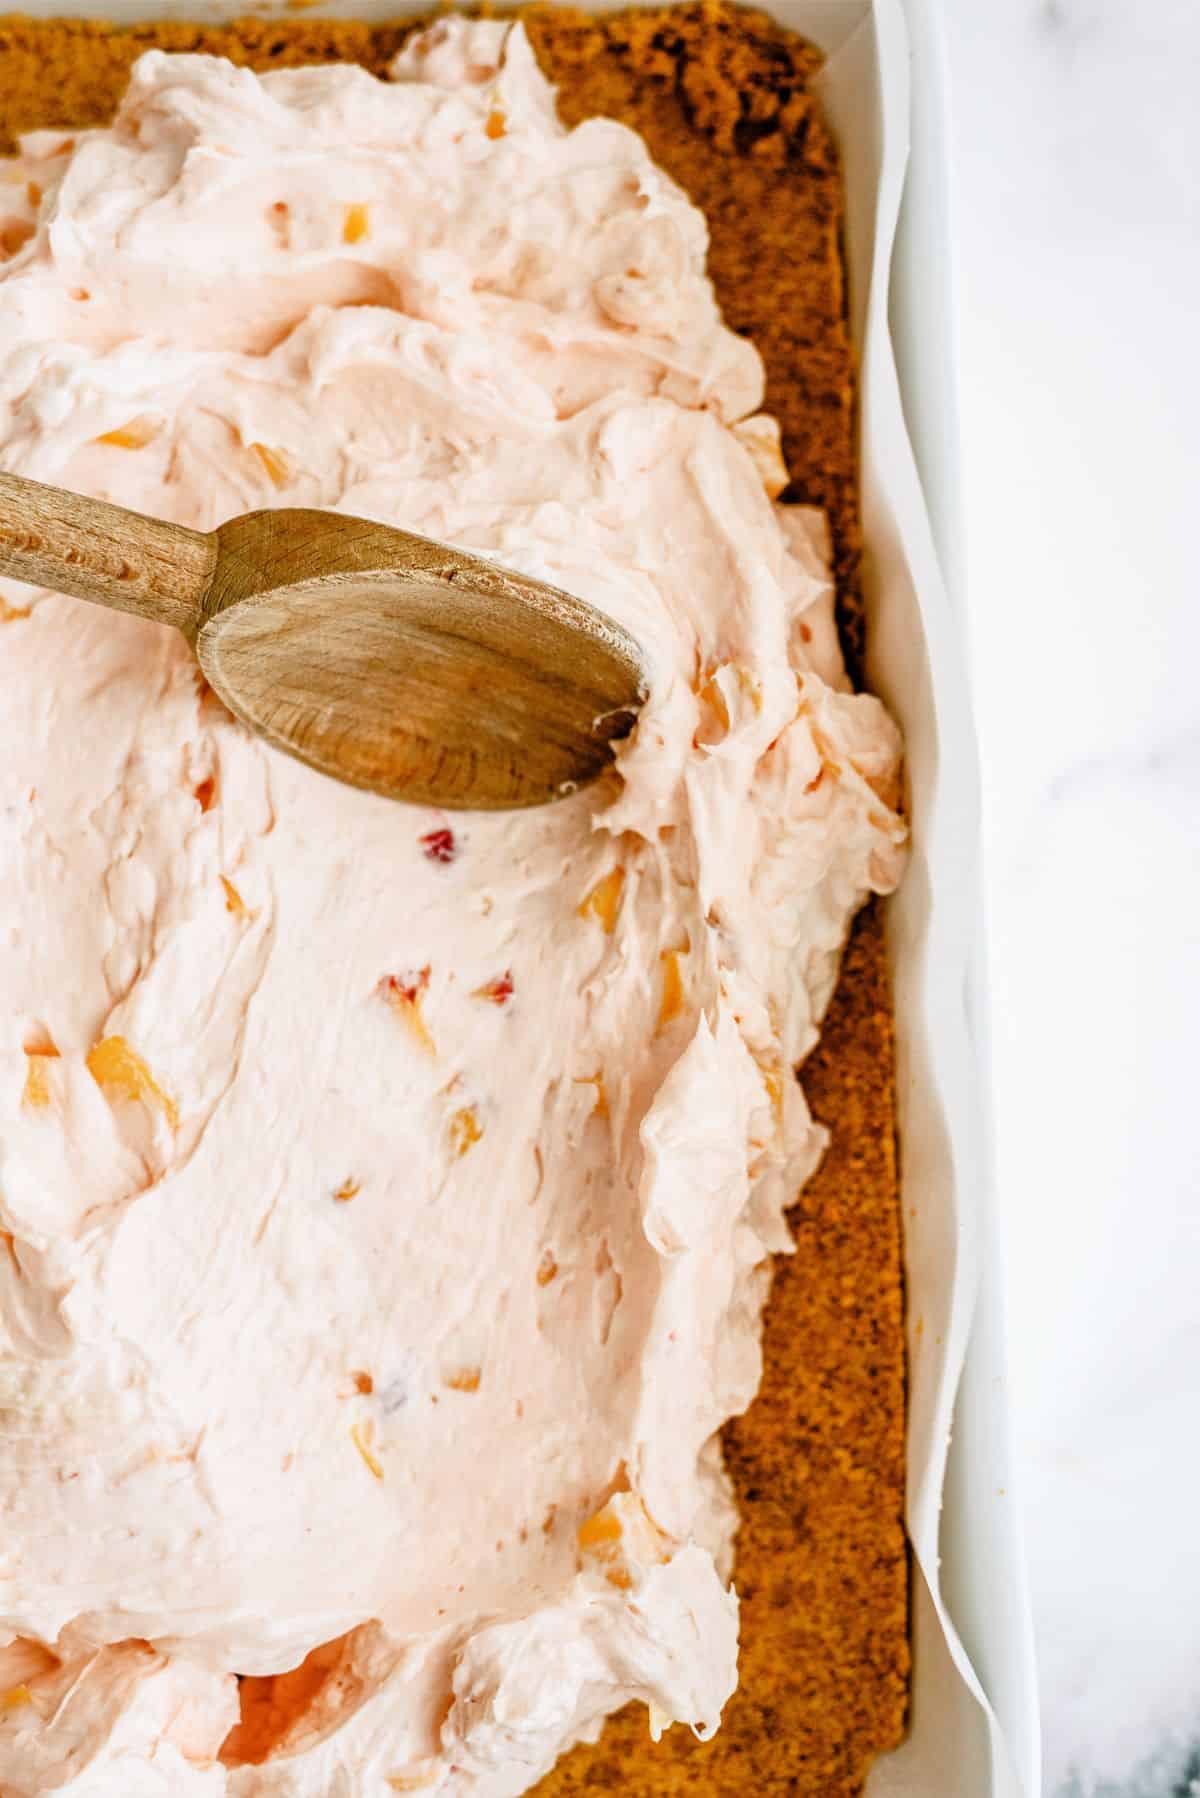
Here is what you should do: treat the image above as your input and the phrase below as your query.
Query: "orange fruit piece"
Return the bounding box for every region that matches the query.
[578,867,624,933]
[86,1036,178,1128]
[342,203,369,244]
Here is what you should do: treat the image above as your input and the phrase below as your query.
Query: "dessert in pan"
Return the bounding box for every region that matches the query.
[0,6,908,1794]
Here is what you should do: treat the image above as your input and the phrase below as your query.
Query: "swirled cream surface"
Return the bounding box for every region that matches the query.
[0,21,905,1796]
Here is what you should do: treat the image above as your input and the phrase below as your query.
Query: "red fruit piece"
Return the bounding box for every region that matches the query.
[473,971,513,1005]
[379,967,430,1007]
[377,968,435,1056]
[419,828,456,865]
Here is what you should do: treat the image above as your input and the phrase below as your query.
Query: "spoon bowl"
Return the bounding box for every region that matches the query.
[0,474,646,810]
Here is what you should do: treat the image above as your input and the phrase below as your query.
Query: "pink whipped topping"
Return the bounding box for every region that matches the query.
[0,22,905,1796]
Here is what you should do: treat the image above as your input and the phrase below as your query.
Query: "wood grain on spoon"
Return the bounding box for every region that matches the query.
[0,471,645,810]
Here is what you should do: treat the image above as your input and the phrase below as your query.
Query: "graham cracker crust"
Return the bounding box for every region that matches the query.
[0,5,909,1790]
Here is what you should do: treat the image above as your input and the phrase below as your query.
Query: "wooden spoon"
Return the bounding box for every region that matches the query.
[0,472,645,810]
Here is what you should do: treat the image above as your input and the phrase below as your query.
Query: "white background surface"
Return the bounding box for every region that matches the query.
[942,1,1200,1792]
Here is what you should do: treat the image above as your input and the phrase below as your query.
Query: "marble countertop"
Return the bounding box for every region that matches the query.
[941,1,1200,1792]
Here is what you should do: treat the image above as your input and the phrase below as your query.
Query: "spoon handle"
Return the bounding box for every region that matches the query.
[0,470,216,636]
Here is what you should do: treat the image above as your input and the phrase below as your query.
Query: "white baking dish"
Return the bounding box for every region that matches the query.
[6,1,1038,1790]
